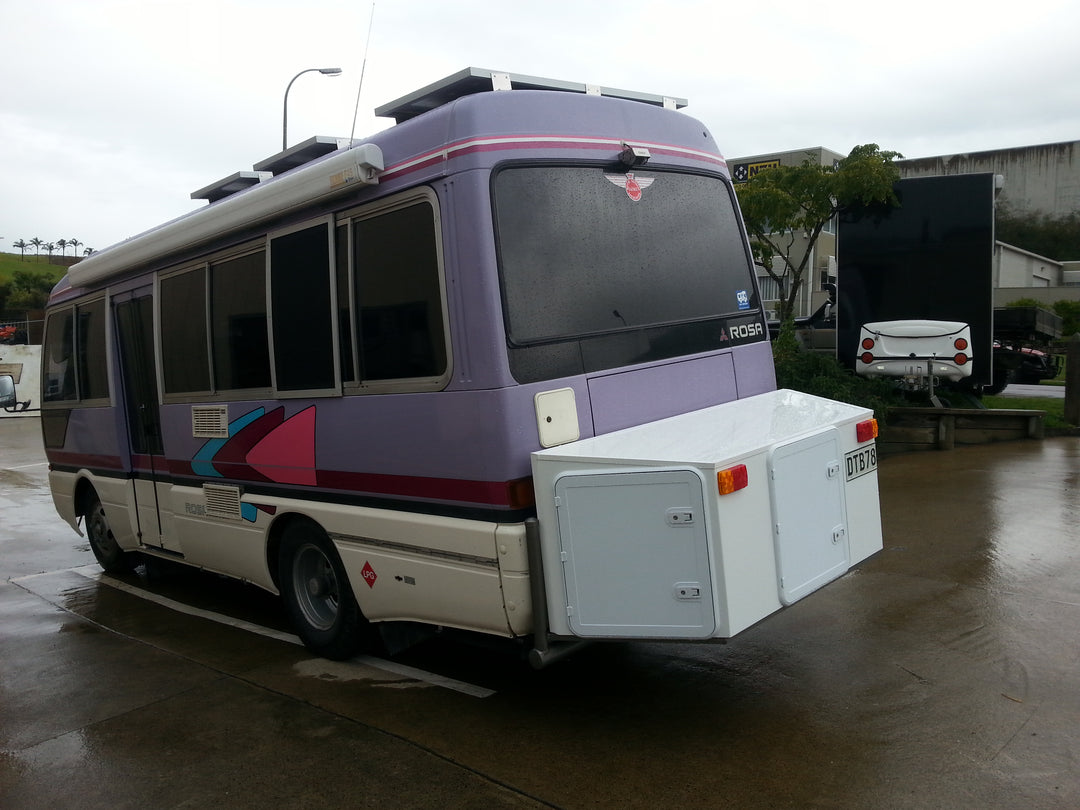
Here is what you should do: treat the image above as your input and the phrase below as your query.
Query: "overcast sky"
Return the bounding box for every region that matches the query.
[3,0,1079,253]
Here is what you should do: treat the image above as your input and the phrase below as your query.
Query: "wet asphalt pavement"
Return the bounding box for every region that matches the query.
[1,415,1079,809]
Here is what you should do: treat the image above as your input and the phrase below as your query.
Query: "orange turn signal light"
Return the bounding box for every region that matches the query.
[717,464,748,495]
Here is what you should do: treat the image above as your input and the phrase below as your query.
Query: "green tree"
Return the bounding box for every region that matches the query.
[57,238,69,257]
[735,144,902,323]
[996,204,1080,260]
[44,242,57,263]
[8,269,59,309]
[28,237,43,260]
[68,237,82,258]
[1052,300,1080,337]
[12,239,28,260]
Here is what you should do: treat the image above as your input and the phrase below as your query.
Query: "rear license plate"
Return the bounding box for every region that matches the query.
[844,445,877,481]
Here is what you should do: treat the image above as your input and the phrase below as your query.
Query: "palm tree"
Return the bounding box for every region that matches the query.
[68,238,82,258]
[12,239,28,260]
[83,246,95,257]
[29,237,43,260]
[45,242,57,264]
[57,238,69,257]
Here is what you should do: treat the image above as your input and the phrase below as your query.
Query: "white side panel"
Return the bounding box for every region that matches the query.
[709,453,783,637]
[768,429,849,605]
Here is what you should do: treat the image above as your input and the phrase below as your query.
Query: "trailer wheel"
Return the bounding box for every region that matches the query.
[84,491,134,574]
[279,521,365,660]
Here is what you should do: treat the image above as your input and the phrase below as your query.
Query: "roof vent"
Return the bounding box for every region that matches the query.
[191,171,271,203]
[253,135,356,176]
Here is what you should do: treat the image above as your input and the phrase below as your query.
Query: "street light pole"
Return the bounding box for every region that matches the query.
[282,67,342,150]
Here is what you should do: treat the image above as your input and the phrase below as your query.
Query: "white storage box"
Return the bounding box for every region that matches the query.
[531,389,883,639]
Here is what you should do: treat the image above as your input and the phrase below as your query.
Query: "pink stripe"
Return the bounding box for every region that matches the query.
[381,135,727,181]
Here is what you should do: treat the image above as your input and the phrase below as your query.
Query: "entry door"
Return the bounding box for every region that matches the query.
[114,291,180,553]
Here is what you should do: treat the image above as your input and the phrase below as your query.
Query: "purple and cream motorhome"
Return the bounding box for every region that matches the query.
[41,68,882,666]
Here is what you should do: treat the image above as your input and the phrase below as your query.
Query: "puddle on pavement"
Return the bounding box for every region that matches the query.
[293,658,432,690]
[0,468,34,488]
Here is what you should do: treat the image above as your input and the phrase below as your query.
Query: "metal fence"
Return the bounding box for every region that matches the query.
[0,312,43,345]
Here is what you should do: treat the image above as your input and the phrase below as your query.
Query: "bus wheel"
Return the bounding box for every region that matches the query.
[279,522,364,660]
[84,491,133,574]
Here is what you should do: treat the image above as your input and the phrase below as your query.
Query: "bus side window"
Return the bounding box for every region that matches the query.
[76,298,109,402]
[41,299,108,404]
[270,222,335,392]
[43,307,76,402]
[353,200,446,382]
[160,268,212,395]
[210,250,270,390]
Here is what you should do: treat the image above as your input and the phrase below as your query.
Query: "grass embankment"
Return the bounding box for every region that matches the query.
[983,395,1076,433]
[0,252,67,286]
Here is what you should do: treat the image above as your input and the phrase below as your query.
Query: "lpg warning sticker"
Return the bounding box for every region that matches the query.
[361,561,378,588]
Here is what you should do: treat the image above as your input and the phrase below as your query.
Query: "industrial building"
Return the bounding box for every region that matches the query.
[731,140,1080,317]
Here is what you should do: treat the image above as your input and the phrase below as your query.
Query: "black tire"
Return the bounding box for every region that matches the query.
[279,521,365,660]
[84,491,134,573]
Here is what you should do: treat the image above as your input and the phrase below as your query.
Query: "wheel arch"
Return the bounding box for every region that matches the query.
[265,511,325,593]
[73,474,100,518]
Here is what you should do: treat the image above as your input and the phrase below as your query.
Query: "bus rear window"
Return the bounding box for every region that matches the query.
[494,166,758,347]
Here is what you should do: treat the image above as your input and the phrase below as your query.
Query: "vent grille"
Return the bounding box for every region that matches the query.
[203,483,242,520]
[192,405,229,438]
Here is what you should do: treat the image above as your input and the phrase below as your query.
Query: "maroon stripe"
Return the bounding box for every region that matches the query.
[166,458,524,508]
[316,469,521,506]
[47,450,126,471]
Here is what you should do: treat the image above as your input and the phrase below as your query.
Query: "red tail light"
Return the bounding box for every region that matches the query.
[860,352,874,364]
[954,353,969,366]
[861,337,875,350]
[856,419,878,443]
[717,464,748,495]
[954,337,968,350]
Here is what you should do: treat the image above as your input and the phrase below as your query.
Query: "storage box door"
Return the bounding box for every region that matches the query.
[554,470,715,639]
[768,429,850,605]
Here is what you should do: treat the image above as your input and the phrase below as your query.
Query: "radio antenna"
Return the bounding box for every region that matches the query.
[349,1,377,143]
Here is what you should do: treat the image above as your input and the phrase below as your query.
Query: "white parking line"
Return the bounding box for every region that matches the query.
[14,566,495,698]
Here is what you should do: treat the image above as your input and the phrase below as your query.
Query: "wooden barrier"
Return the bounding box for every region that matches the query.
[880,407,1045,454]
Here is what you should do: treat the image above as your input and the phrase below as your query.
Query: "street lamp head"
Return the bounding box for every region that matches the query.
[283,67,344,150]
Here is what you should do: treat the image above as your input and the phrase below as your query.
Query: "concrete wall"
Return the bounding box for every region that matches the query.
[897,140,1080,218]
[0,344,40,418]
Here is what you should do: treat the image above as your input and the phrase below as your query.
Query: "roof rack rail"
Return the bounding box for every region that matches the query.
[375,67,687,124]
